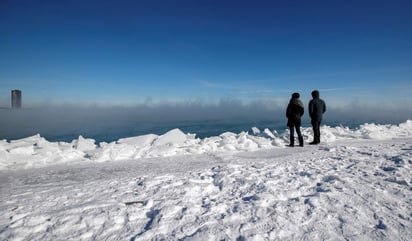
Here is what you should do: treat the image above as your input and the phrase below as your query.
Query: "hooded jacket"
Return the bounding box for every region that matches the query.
[286,96,304,127]
[308,90,326,121]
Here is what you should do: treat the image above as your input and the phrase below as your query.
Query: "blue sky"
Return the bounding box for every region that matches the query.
[0,0,411,108]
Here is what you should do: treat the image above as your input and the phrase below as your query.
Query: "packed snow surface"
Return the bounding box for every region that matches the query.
[0,121,411,240]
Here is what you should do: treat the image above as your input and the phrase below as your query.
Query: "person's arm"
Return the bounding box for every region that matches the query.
[286,104,290,118]
[308,100,313,118]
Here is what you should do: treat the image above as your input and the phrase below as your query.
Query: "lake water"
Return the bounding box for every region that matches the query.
[2,107,405,143]
[1,112,372,143]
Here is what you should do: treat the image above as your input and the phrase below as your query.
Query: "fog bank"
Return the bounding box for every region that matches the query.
[1,100,411,142]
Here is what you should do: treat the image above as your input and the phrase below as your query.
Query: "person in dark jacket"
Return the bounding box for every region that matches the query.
[286,92,304,147]
[308,90,326,144]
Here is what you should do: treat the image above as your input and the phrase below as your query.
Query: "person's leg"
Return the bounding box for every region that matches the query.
[310,120,319,144]
[296,126,304,146]
[289,126,295,147]
[316,121,321,143]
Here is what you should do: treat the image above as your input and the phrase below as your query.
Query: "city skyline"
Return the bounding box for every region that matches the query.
[1,0,411,111]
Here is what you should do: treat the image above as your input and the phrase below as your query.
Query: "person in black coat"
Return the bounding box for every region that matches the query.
[308,90,326,144]
[286,92,304,147]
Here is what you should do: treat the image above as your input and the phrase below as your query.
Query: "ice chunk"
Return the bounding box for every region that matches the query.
[117,134,158,147]
[153,128,188,146]
[72,136,96,152]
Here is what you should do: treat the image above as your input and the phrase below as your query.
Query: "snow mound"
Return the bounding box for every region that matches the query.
[1,120,411,170]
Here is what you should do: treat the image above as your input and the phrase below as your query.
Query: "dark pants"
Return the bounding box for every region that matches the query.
[289,126,302,140]
[289,125,303,146]
[311,120,321,143]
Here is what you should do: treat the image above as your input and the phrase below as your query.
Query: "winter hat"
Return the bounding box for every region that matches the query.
[292,92,300,98]
[311,90,319,98]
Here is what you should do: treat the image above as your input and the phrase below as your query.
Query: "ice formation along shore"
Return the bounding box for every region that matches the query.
[1,120,412,170]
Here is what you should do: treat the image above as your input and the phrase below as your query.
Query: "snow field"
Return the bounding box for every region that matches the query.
[0,121,411,240]
[1,136,411,240]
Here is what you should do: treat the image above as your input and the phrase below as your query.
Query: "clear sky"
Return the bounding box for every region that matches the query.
[1,0,411,108]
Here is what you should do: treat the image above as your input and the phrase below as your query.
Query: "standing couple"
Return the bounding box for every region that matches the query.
[286,90,326,147]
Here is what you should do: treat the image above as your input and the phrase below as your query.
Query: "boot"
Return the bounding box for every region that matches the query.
[288,138,294,147]
[309,137,319,145]
[298,137,304,147]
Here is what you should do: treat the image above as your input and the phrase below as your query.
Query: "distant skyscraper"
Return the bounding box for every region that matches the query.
[11,89,22,108]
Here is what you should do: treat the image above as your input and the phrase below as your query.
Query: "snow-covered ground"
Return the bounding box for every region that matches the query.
[0,121,411,240]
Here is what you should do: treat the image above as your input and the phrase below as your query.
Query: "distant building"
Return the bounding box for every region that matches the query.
[11,89,22,108]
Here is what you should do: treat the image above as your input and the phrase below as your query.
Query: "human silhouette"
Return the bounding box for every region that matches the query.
[308,90,326,144]
[286,92,304,147]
